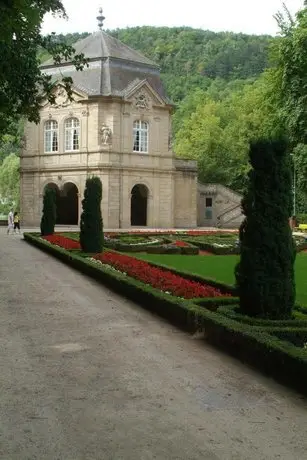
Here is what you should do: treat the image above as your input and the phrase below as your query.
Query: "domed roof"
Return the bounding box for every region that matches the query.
[42,30,157,68]
[41,30,169,102]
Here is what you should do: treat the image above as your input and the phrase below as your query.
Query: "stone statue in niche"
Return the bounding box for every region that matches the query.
[100,124,112,144]
[54,86,70,108]
[135,92,149,110]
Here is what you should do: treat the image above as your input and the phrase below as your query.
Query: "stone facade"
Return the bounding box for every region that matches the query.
[20,82,198,228]
[197,183,243,228]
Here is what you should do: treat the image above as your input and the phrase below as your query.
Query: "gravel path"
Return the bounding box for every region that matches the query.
[0,231,306,460]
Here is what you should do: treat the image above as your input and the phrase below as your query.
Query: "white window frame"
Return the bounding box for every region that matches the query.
[133,120,149,153]
[44,120,58,153]
[64,117,80,152]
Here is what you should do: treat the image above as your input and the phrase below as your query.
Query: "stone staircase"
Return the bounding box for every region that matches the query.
[214,184,243,228]
[217,203,243,228]
[198,182,243,228]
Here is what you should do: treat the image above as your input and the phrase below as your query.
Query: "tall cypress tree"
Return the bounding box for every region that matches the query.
[235,138,296,319]
[40,187,56,236]
[80,176,103,253]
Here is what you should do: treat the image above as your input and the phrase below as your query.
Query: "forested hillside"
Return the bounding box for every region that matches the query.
[110,27,272,101]
[0,25,296,214]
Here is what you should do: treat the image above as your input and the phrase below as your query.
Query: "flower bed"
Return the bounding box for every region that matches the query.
[173,240,190,247]
[183,239,239,255]
[93,251,228,299]
[42,234,81,250]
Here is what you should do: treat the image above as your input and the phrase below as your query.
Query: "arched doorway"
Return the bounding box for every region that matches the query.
[44,182,79,225]
[131,184,148,226]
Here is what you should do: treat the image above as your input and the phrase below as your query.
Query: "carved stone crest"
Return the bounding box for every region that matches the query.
[134,92,149,110]
[54,86,70,108]
[100,123,112,144]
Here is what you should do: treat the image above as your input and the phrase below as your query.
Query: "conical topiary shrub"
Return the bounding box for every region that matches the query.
[80,176,103,253]
[40,187,57,236]
[235,138,296,319]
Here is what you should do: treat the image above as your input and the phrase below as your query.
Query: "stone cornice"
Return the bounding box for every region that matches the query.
[20,164,188,175]
[21,150,176,160]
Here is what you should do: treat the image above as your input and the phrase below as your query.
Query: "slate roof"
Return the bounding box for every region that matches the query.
[41,31,170,103]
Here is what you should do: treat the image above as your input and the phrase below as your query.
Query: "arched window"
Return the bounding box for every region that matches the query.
[64,117,80,151]
[44,120,58,153]
[133,120,148,153]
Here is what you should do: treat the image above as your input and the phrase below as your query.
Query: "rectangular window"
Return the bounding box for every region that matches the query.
[44,120,58,153]
[133,120,148,153]
[205,197,213,207]
[205,197,213,219]
[64,118,80,152]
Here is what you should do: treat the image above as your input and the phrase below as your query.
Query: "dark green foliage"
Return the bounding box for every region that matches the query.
[40,187,56,236]
[235,138,296,319]
[110,27,271,83]
[79,177,103,253]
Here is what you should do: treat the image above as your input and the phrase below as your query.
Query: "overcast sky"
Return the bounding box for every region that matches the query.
[42,0,304,36]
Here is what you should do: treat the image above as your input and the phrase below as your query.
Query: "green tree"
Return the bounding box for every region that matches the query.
[110,26,270,86]
[292,144,307,213]
[0,1,87,135]
[0,153,20,212]
[174,73,281,192]
[40,187,56,236]
[267,2,307,215]
[270,2,307,143]
[235,138,296,319]
[80,177,103,253]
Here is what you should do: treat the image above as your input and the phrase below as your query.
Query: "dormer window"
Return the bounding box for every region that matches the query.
[133,120,148,153]
[64,117,80,151]
[44,120,58,153]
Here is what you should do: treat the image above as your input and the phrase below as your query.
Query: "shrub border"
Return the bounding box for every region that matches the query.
[182,238,240,255]
[24,232,307,396]
[217,304,307,327]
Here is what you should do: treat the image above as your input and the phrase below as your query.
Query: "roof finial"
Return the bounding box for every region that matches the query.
[96,7,105,30]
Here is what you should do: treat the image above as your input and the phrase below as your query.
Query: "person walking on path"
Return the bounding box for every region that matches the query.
[13,211,21,234]
[7,209,14,235]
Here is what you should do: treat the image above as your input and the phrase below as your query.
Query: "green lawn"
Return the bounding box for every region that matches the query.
[134,253,307,307]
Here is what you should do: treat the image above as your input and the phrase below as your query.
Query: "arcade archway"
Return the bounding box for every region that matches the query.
[130,184,148,226]
[44,182,79,225]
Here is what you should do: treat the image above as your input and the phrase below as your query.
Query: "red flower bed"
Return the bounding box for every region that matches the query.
[94,251,228,299]
[173,240,190,247]
[42,234,81,250]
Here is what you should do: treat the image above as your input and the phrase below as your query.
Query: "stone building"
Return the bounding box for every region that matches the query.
[20,11,243,229]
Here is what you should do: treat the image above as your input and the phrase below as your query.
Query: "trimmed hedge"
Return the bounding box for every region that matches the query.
[24,232,307,396]
[217,304,307,327]
[193,297,239,310]
[183,238,239,255]
[105,239,199,255]
[269,329,307,347]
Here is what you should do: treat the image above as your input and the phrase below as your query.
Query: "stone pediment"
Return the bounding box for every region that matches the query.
[41,84,87,109]
[125,80,166,111]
